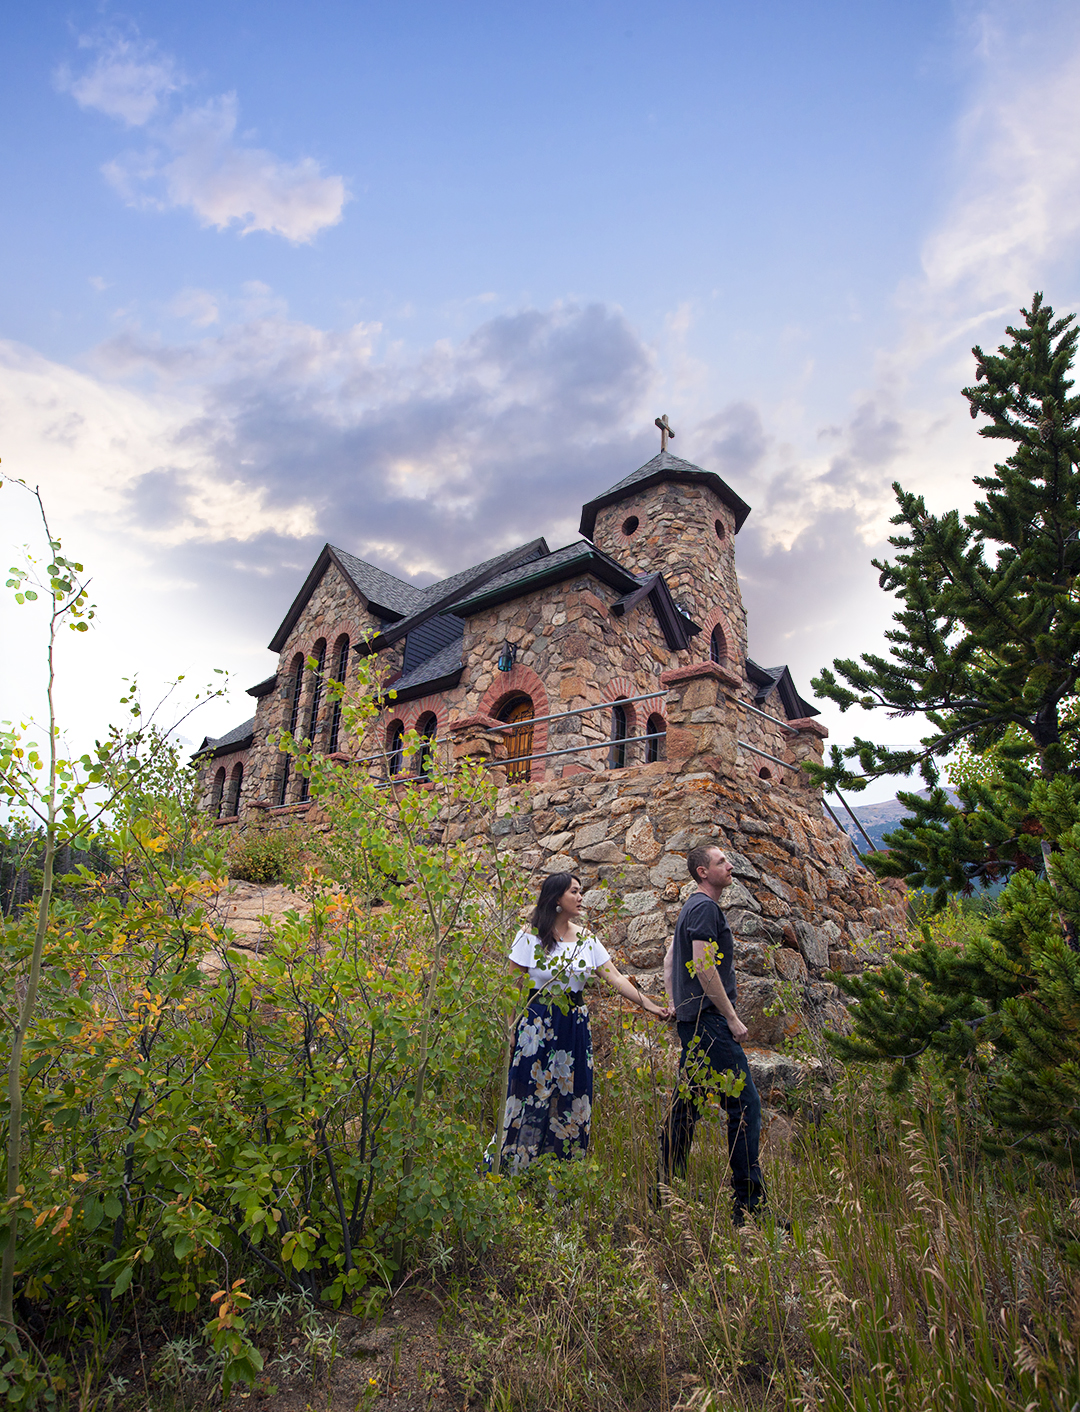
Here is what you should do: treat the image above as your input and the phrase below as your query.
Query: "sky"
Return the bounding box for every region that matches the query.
[3,0,1080,803]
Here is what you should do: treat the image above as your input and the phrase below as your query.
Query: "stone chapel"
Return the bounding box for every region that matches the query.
[195,439,907,1045]
[197,445,823,812]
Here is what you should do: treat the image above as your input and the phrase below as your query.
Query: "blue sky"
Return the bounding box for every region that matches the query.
[3,1,1080,800]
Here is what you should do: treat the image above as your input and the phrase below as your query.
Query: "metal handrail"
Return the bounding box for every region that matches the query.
[737,700,799,733]
[834,789,878,852]
[480,729,665,769]
[738,739,797,771]
[483,690,667,733]
[347,691,667,765]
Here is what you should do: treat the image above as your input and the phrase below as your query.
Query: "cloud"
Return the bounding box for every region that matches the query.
[97,301,655,580]
[60,35,347,243]
[920,28,1080,312]
[170,288,220,327]
[696,402,769,482]
[56,33,183,127]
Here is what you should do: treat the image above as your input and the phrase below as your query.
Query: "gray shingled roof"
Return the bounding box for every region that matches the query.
[450,539,643,617]
[194,716,256,759]
[331,546,423,618]
[372,538,548,647]
[579,450,752,538]
[386,638,464,698]
[746,661,819,719]
[269,544,423,652]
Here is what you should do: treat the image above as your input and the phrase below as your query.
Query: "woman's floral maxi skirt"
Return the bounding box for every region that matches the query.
[500,999,593,1174]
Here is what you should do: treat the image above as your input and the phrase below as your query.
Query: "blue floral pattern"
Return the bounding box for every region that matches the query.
[499,999,594,1174]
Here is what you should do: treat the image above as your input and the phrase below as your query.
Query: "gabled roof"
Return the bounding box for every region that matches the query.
[367,538,549,653]
[268,544,422,653]
[579,450,752,539]
[193,716,256,760]
[450,539,634,615]
[746,660,819,719]
[333,546,424,618]
[611,573,701,652]
[450,539,702,650]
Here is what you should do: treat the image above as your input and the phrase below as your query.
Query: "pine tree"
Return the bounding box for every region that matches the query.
[813,294,1080,902]
[818,296,1080,1159]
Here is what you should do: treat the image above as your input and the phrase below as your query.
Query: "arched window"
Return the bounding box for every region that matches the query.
[415,712,437,781]
[306,640,326,745]
[327,636,350,754]
[227,763,243,816]
[210,767,226,818]
[299,640,327,803]
[610,701,628,769]
[386,719,405,776]
[710,625,728,664]
[498,694,534,784]
[758,766,773,781]
[645,713,666,763]
[278,655,304,805]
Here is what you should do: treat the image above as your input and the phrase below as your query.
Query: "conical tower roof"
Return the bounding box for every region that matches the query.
[578,449,751,540]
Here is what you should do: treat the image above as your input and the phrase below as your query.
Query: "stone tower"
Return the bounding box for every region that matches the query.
[578,450,751,673]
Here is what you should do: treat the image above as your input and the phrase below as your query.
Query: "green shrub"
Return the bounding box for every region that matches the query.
[227,818,306,884]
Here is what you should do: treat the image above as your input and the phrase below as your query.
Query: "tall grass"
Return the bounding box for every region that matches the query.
[449,1004,1080,1411]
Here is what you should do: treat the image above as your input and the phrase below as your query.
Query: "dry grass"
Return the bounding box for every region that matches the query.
[444,1010,1080,1412]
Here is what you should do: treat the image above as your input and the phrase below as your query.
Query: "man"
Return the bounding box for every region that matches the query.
[660,842,764,1222]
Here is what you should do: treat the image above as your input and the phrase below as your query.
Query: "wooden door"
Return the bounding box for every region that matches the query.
[500,697,535,783]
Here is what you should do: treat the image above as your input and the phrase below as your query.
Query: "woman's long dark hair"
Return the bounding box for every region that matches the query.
[531,872,579,955]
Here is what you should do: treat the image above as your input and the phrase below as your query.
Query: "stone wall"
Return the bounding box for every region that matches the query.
[474,763,905,1045]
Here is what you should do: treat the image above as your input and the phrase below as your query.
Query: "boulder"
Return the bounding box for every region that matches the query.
[792,919,830,969]
[627,912,670,945]
[718,879,759,911]
[574,822,610,849]
[738,975,801,1047]
[746,1047,807,1101]
[732,940,769,976]
[625,815,663,863]
[773,948,808,984]
[622,889,661,916]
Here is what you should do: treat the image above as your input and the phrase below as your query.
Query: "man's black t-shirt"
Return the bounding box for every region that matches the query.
[670,891,737,1023]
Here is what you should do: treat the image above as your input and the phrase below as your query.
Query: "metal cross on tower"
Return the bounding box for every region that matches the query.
[654,414,674,452]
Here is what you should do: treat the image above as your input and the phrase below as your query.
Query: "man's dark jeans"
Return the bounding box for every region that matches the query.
[660,1010,764,1215]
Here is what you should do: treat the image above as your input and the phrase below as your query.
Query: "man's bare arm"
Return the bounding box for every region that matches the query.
[691,936,748,1041]
[663,940,675,1010]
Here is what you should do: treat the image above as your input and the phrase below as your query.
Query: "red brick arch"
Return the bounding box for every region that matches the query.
[606,675,644,738]
[478,664,551,781]
[700,604,737,667]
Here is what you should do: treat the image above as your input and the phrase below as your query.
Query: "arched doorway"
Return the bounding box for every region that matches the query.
[498,695,534,783]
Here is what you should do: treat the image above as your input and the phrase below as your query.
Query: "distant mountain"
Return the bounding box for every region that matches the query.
[830,788,960,853]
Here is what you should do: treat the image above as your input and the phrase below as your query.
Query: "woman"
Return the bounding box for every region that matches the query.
[498,872,671,1174]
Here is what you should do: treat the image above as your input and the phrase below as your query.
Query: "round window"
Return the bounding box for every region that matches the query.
[622,515,640,536]
[715,518,726,541]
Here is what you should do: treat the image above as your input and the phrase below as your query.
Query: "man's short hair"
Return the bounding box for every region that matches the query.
[686,842,724,882]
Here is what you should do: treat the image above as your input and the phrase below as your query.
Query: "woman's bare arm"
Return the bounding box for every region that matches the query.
[596,960,673,1018]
